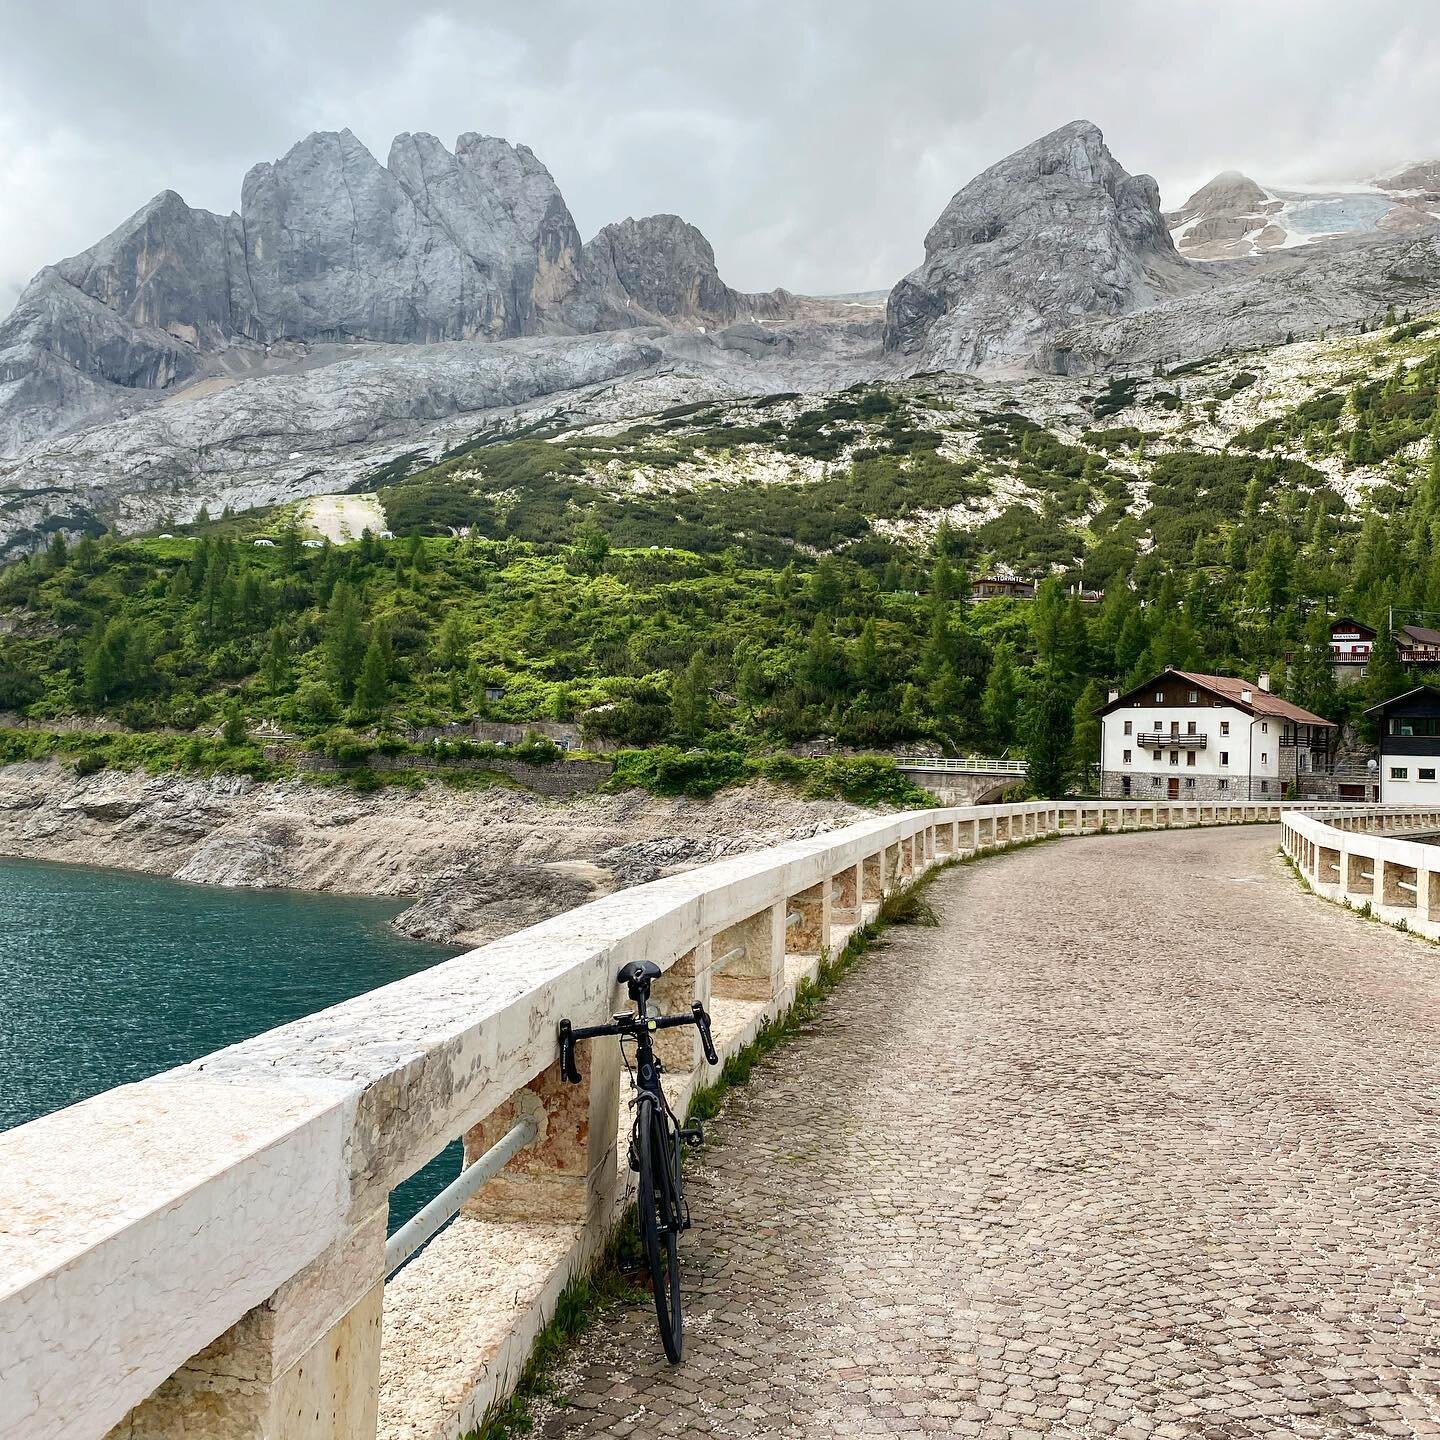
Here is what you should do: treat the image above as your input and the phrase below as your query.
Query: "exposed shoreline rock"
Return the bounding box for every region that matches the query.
[0,762,871,949]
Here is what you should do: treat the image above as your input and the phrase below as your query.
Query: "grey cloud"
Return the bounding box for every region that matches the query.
[0,0,1437,312]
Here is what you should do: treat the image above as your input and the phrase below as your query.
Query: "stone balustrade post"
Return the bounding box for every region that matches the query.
[463,1043,621,1230]
[653,940,713,1072]
[883,842,903,891]
[106,1211,388,1440]
[711,903,785,1002]
[862,852,884,907]
[1341,849,1364,900]
[786,880,831,958]
[832,862,862,926]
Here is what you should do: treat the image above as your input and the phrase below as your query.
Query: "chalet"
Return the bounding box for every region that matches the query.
[971,576,1035,601]
[1364,687,1440,803]
[1397,624,1440,666]
[1328,617,1375,667]
[1098,668,1335,801]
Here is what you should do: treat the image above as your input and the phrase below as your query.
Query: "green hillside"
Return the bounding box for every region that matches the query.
[4,318,1440,797]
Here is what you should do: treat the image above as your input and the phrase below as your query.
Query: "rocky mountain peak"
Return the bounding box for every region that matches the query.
[568,213,793,332]
[885,119,1193,369]
[1170,171,1269,221]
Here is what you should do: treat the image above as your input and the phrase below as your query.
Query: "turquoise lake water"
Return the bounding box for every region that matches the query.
[0,856,461,1224]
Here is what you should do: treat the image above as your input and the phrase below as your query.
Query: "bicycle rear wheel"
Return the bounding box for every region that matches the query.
[635,1094,683,1362]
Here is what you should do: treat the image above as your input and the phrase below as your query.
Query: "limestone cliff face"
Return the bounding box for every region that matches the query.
[884,120,1197,370]
[0,191,236,453]
[231,128,583,344]
[0,129,594,452]
[0,129,805,457]
[568,214,794,331]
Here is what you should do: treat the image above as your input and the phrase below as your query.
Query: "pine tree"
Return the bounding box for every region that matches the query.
[853,619,883,692]
[1287,611,1338,719]
[981,641,1021,750]
[280,522,304,570]
[83,618,150,707]
[808,557,843,611]
[926,663,969,734]
[1021,675,1073,798]
[670,652,714,742]
[436,613,473,671]
[1365,624,1406,709]
[1068,678,1107,792]
[263,624,292,693]
[800,617,848,701]
[221,697,248,746]
[325,582,367,700]
[353,624,394,717]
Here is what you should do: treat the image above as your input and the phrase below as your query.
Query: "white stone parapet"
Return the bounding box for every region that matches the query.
[3,797,1320,1440]
[1282,805,1440,939]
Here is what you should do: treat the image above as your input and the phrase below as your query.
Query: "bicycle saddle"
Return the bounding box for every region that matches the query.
[617,959,662,986]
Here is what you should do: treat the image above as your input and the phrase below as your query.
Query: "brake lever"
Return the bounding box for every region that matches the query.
[558,1018,582,1084]
[693,1002,719,1066]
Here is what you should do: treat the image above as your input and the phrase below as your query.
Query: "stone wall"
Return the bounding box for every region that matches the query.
[267,748,613,796]
[1102,772,1277,802]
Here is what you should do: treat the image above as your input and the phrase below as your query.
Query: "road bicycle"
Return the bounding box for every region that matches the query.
[559,960,719,1362]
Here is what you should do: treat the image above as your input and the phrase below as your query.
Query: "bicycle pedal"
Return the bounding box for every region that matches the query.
[678,1124,705,1148]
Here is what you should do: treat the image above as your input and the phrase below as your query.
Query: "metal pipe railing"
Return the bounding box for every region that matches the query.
[384,1116,539,1278]
[893,755,1028,773]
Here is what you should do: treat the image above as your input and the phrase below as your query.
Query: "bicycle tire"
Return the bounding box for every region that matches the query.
[635,1093,684,1362]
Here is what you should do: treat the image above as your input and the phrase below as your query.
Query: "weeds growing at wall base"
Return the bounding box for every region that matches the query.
[465,851,969,1439]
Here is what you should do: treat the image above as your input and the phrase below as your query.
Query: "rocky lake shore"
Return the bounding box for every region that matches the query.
[0,762,869,949]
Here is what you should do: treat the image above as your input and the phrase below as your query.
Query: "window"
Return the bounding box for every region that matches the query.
[1185,777,1195,789]
[1123,749,1132,764]
[1220,721,1230,736]
[1187,751,1197,767]
[1155,691,1164,702]
[1170,721,1180,734]
[1261,753,1268,766]
[1259,779,1269,793]
[1188,690,1198,704]
[1153,750,1162,762]
[1187,720,1197,734]
[1121,776,1132,796]
[1422,768,1437,782]
[1170,751,1180,765]
[1123,720,1132,735]
[1391,717,1440,737]
[1261,722,1269,734]
[1220,750,1229,767]
[1391,767,1409,780]
[1217,778,1229,792]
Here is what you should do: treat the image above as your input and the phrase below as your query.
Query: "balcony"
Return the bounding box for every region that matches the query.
[1137,732,1208,750]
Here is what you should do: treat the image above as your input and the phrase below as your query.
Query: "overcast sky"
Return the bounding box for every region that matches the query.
[2,0,1438,312]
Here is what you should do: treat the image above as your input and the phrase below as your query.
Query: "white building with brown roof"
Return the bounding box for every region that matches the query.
[1098,668,1336,801]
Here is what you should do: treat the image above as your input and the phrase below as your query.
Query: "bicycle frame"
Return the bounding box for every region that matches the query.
[558,961,719,1362]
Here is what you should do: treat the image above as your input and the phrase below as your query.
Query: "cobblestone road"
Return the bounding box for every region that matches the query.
[537,827,1440,1438]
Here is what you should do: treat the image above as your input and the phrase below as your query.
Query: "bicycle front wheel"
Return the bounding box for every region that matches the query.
[635,1094,683,1362]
